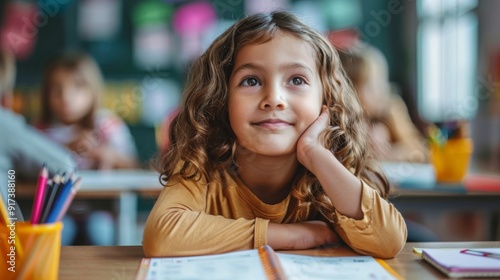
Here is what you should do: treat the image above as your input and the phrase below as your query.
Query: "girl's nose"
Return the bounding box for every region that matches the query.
[259,84,287,110]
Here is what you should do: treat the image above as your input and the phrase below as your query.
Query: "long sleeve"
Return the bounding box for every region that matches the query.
[1,109,76,220]
[0,109,76,178]
[142,175,269,257]
[332,182,407,259]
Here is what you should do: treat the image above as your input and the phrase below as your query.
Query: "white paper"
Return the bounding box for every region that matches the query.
[143,250,267,280]
[423,248,500,270]
[276,253,396,280]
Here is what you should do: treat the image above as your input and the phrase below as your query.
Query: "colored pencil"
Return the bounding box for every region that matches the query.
[45,174,75,223]
[30,164,48,224]
[40,174,60,224]
[55,177,81,222]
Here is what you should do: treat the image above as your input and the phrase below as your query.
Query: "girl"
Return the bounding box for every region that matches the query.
[338,44,428,162]
[37,52,138,170]
[143,12,407,259]
[37,52,138,245]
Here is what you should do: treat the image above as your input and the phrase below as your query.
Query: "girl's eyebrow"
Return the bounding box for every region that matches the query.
[232,63,261,75]
[232,62,313,76]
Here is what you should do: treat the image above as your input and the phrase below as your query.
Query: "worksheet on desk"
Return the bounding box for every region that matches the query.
[276,253,396,280]
[140,250,267,280]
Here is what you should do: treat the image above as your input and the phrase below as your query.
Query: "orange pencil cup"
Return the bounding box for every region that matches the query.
[430,138,473,183]
[0,222,62,280]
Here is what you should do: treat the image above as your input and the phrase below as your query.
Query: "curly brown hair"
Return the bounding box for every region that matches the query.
[160,11,389,220]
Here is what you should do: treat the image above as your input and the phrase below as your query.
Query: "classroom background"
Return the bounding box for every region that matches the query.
[1,0,499,245]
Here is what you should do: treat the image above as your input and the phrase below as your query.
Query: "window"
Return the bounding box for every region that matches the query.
[418,0,478,122]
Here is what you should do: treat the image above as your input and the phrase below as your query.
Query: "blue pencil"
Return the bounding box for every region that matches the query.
[40,174,61,223]
[45,174,74,223]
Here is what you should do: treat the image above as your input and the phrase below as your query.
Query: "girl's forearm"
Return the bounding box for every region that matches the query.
[267,223,294,249]
[267,221,340,250]
[110,153,138,169]
[303,147,363,219]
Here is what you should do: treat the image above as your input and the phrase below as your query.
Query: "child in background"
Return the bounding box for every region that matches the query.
[143,12,407,259]
[1,49,76,241]
[37,52,138,170]
[338,44,428,162]
[37,52,139,245]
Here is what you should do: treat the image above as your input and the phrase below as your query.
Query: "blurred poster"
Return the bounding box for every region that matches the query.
[132,1,173,68]
[134,26,172,69]
[0,2,37,59]
[141,79,180,125]
[78,0,121,41]
[173,1,216,61]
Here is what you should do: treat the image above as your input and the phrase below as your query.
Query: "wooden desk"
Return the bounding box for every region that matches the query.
[58,242,500,280]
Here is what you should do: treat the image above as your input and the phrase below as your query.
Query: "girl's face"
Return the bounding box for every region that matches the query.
[48,68,94,125]
[228,32,323,157]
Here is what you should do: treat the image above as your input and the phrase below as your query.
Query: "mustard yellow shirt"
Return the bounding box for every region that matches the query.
[143,170,407,259]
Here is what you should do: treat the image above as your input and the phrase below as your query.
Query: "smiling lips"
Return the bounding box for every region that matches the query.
[252,119,292,129]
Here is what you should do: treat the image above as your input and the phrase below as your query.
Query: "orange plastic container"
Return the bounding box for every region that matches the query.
[0,222,62,280]
[430,138,473,183]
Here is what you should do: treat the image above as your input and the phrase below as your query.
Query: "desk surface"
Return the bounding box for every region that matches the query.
[59,241,500,280]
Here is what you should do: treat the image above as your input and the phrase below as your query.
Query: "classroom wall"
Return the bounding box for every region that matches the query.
[473,0,500,168]
[2,0,498,167]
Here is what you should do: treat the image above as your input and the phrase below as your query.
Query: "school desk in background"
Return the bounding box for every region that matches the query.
[16,169,161,245]
[0,164,81,280]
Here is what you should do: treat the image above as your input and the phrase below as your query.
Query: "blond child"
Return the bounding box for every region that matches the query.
[36,52,138,245]
[338,44,428,162]
[37,52,138,169]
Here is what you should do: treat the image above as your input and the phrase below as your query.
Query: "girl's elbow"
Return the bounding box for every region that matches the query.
[142,211,193,257]
[373,232,407,259]
[142,228,180,257]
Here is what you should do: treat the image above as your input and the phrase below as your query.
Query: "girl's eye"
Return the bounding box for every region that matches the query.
[289,77,306,86]
[241,77,260,87]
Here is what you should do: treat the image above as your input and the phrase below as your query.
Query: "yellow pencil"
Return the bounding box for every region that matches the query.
[0,193,24,258]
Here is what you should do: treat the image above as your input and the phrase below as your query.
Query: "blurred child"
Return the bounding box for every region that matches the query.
[143,12,406,258]
[1,48,77,244]
[37,52,139,245]
[37,52,138,170]
[338,44,428,162]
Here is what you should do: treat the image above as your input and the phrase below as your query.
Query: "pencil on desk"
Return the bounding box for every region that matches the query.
[31,164,48,224]
[460,249,500,259]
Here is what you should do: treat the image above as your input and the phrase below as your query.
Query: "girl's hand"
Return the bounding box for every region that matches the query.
[297,105,330,170]
[88,145,115,170]
[268,221,339,250]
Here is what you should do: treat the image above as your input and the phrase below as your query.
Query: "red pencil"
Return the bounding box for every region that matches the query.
[30,164,48,224]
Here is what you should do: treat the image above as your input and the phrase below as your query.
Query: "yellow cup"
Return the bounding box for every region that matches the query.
[0,222,62,280]
[430,138,473,183]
